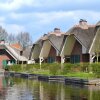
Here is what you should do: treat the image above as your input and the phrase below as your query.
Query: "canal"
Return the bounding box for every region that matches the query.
[0,75,100,100]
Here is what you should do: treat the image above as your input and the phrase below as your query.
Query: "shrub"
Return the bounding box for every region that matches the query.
[48,63,60,75]
[41,63,50,70]
[71,63,81,72]
[62,63,73,74]
[90,63,100,78]
[9,64,22,72]
[80,63,90,72]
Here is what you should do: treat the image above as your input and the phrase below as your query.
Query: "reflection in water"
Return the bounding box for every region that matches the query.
[0,76,99,100]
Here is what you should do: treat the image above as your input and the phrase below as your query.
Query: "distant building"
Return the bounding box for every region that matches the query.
[0,42,27,69]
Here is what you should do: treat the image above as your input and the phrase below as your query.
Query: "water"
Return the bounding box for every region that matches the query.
[0,76,100,100]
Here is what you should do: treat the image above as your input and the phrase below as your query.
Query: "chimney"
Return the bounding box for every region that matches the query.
[54,28,60,33]
[79,19,87,25]
[79,19,88,29]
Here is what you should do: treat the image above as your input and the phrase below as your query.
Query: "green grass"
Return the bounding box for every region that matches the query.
[7,63,100,78]
[64,72,95,79]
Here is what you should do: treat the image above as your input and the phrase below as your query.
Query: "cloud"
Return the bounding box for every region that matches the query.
[7,10,100,25]
[0,16,5,22]
[0,23,26,34]
[6,24,25,34]
[0,0,100,42]
[0,0,37,11]
[0,0,100,12]
[1,10,100,34]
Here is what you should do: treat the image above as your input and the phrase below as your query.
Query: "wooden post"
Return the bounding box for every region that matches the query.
[97,53,99,63]
[61,56,65,70]
[39,57,44,69]
[90,54,93,63]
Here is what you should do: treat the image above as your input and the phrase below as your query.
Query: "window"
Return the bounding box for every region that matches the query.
[70,55,80,63]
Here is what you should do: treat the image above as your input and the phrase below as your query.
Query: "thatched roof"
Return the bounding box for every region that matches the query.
[89,27,100,54]
[39,34,66,57]
[96,21,100,27]
[10,43,23,51]
[48,34,65,52]
[30,38,43,59]
[39,28,66,56]
[4,44,28,61]
[66,26,95,52]
[23,45,32,59]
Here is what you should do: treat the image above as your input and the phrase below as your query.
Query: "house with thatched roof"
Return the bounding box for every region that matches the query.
[0,41,28,69]
[60,19,96,63]
[89,21,100,62]
[29,38,43,63]
[39,28,66,64]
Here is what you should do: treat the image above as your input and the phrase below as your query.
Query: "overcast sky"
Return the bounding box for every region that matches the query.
[0,0,100,42]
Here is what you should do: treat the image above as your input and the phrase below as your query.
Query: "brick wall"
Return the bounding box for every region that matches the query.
[48,46,56,57]
[71,40,82,62]
[0,49,14,69]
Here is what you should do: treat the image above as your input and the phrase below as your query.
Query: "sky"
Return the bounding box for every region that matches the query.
[0,0,100,42]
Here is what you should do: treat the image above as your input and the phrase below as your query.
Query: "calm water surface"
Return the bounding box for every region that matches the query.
[0,75,99,100]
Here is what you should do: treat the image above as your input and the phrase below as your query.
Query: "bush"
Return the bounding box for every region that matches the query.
[90,63,100,78]
[62,63,73,74]
[41,63,50,70]
[48,63,60,75]
[9,64,22,72]
[80,63,90,72]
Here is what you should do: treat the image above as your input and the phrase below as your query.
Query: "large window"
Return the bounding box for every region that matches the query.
[48,57,55,63]
[70,55,80,63]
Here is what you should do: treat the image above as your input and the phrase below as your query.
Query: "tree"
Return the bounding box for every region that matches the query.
[7,33,16,43]
[0,26,8,41]
[16,32,32,48]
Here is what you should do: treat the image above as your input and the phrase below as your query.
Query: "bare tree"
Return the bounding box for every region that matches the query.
[0,26,8,41]
[16,32,32,48]
[7,33,16,43]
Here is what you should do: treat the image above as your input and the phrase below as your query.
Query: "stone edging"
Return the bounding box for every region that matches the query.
[5,71,100,85]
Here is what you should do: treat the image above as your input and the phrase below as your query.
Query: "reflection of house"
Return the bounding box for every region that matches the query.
[61,19,95,63]
[0,41,27,69]
[39,28,66,64]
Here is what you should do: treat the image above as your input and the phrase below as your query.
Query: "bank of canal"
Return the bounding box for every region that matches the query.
[5,71,100,85]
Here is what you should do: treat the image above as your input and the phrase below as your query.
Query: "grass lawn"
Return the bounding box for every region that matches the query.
[64,72,95,79]
[8,63,99,79]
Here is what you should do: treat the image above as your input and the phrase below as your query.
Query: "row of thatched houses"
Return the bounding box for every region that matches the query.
[29,19,100,64]
[0,19,100,69]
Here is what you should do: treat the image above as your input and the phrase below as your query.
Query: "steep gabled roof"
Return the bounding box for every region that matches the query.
[5,44,28,61]
[10,43,23,51]
[41,28,66,55]
[96,21,100,27]
[39,34,65,57]
[48,34,65,53]
[30,38,43,59]
[33,28,66,58]
[23,45,32,59]
[66,25,95,52]
[89,25,100,54]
